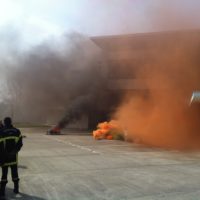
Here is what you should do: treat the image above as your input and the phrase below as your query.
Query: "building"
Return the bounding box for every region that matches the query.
[91,29,200,92]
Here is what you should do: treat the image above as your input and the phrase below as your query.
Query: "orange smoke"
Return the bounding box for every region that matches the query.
[93,120,124,140]
[113,32,200,149]
[115,92,194,149]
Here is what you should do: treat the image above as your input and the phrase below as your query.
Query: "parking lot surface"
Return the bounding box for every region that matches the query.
[4,127,200,200]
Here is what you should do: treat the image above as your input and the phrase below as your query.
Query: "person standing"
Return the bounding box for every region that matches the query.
[0,121,4,168]
[0,117,23,197]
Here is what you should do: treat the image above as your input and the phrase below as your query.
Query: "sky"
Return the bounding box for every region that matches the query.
[0,0,200,46]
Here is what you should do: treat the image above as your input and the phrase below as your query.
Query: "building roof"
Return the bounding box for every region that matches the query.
[91,29,200,51]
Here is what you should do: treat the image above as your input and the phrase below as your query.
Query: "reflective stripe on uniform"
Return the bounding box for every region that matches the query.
[3,136,19,142]
[1,179,8,182]
[0,138,4,142]
[3,161,17,166]
[12,178,19,181]
[2,136,20,166]
[3,153,18,166]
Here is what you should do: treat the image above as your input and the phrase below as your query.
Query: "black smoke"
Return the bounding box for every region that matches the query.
[3,32,121,127]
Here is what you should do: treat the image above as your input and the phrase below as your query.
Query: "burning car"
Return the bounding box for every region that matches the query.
[47,126,61,135]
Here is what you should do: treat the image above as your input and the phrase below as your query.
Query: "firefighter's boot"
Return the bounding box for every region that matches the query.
[13,180,19,194]
[0,180,7,197]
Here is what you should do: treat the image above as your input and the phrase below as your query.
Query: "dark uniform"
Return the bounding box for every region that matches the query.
[0,117,23,197]
[0,128,4,167]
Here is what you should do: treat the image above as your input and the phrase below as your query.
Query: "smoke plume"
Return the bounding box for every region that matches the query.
[113,1,200,149]
[2,32,120,126]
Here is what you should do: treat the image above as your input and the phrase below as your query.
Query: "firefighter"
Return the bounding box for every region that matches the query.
[0,121,4,168]
[0,117,23,197]
[0,121,3,129]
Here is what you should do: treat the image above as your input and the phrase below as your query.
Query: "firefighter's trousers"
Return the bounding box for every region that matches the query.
[1,164,19,183]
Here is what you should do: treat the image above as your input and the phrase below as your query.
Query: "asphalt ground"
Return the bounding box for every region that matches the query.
[3,127,200,200]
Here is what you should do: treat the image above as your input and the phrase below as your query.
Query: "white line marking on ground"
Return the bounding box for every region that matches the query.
[43,135,100,154]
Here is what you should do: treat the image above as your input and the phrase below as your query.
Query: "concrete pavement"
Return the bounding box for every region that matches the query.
[4,127,200,200]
